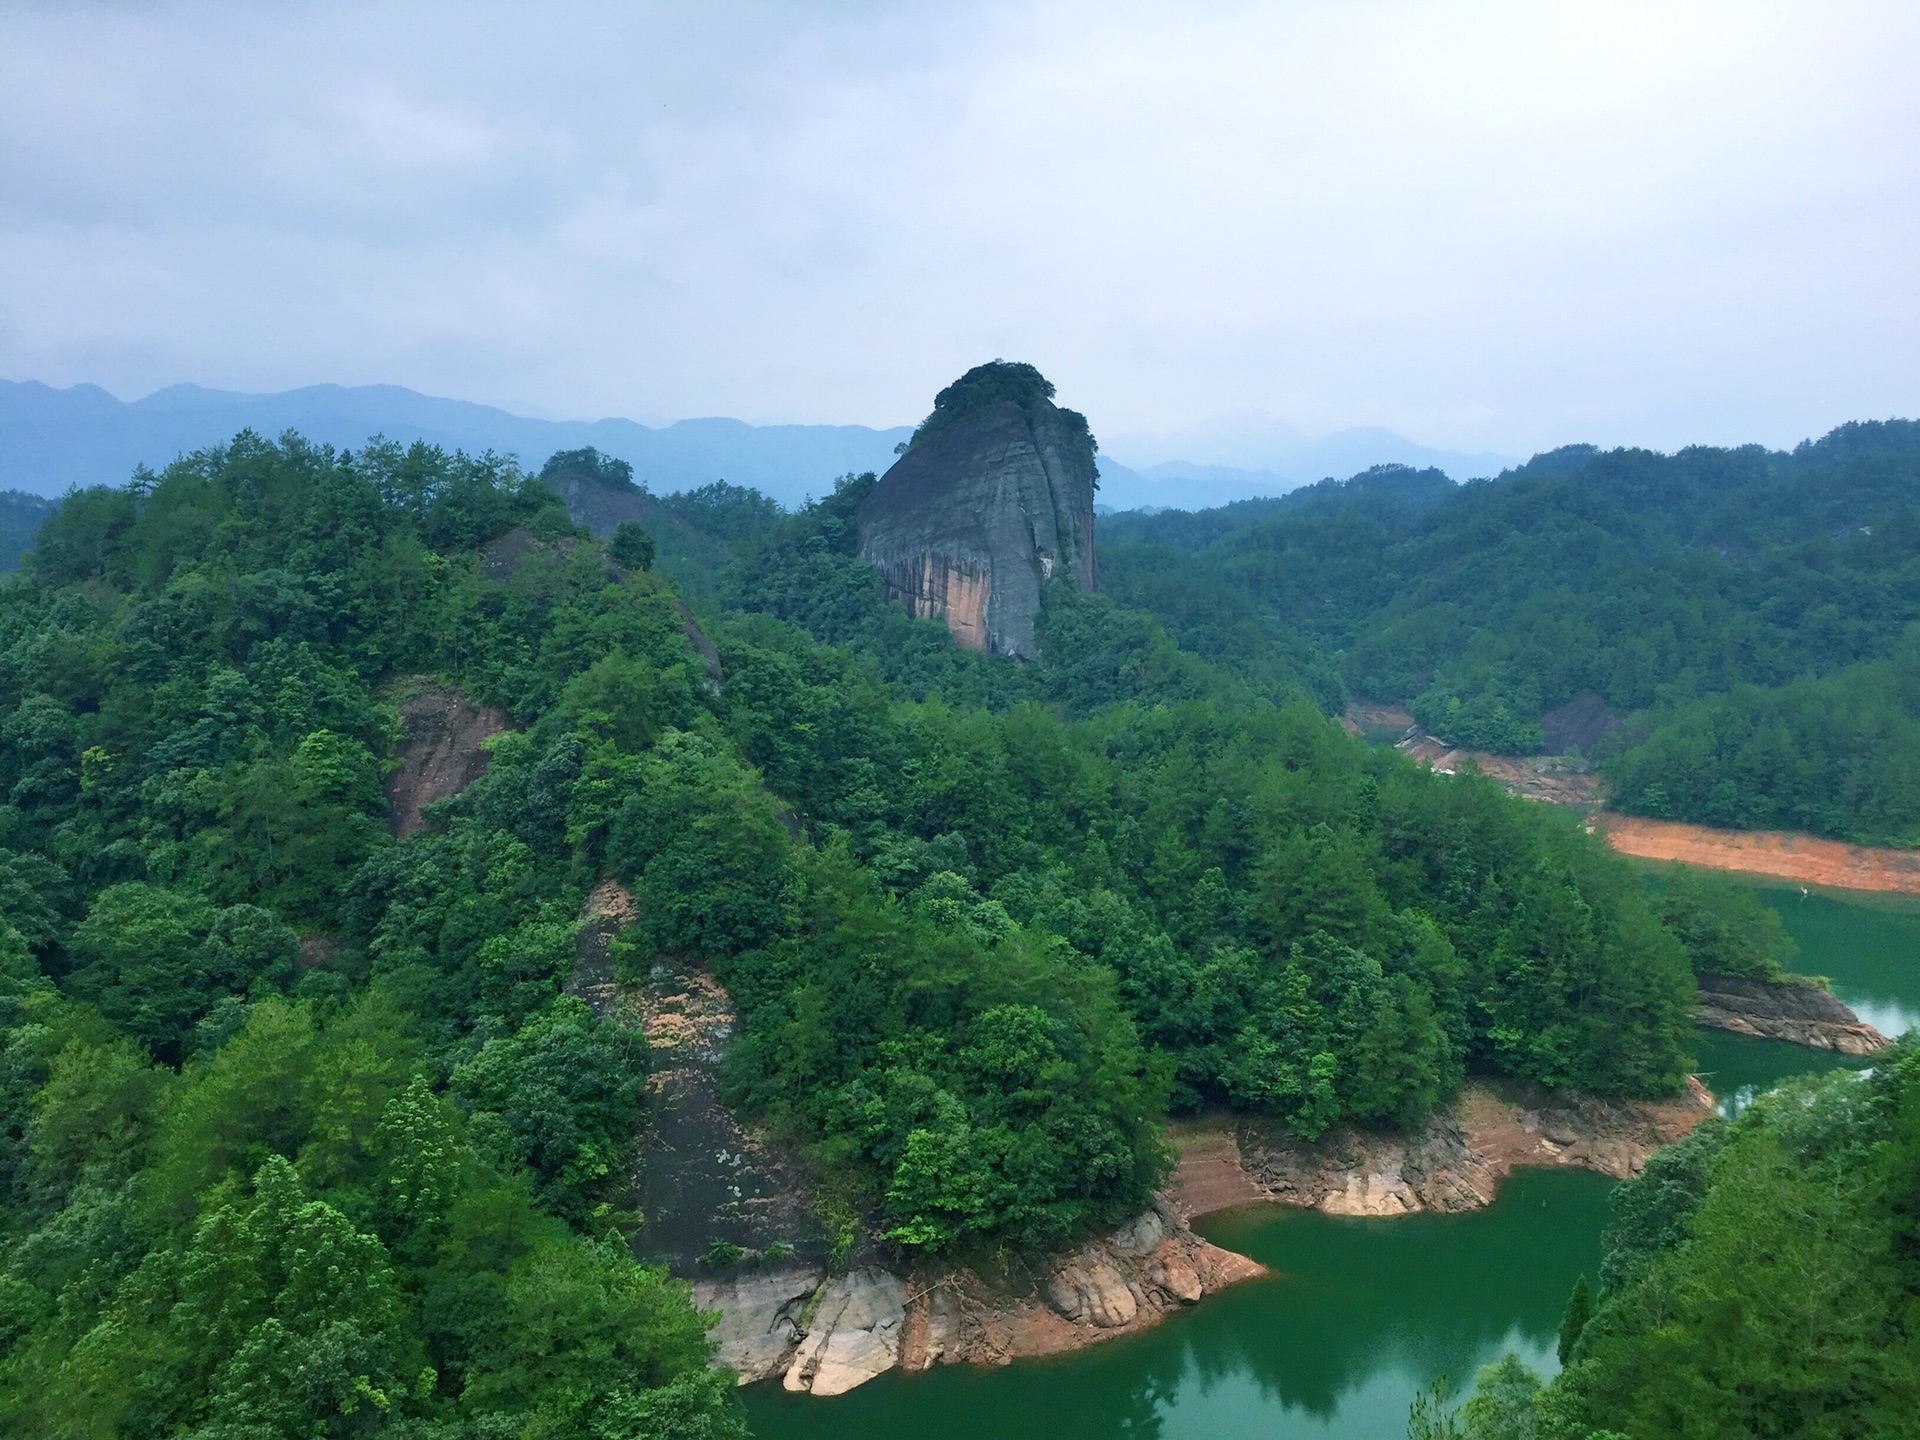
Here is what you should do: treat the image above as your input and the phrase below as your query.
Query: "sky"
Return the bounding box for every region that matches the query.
[3,0,1917,459]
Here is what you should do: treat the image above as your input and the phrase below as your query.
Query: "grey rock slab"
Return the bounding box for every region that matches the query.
[692,1265,825,1384]
[859,397,1097,660]
[782,1267,909,1396]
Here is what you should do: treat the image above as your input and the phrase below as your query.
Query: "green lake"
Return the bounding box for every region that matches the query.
[743,881,1920,1440]
[1701,884,1920,1113]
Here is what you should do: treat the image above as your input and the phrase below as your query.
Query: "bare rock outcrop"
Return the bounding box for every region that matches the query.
[568,885,827,1279]
[1174,1078,1717,1221]
[884,1204,1262,1377]
[914,1207,1262,1369]
[858,362,1097,660]
[699,1203,1264,1391]
[782,1269,910,1396]
[1695,973,1890,1055]
[384,683,508,836]
[694,1265,825,1382]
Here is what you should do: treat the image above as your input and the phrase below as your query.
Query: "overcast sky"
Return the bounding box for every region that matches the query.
[3,1,1916,457]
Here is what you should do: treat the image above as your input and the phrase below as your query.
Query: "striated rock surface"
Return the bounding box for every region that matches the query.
[1044,1258,1138,1328]
[1172,1078,1717,1221]
[694,1265,825,1382]
[698,1203,1263,1392]
[913,1206,1263,1369]
[783,1268,909,1395]
[858,362,1097,660]
[568,885,827,1277]
[1696,973,1889,1055]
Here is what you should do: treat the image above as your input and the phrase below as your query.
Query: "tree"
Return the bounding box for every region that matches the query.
[64,882,216,1062]
[610,519,658,572]
[1455,1354,1541,1440]
[1556,1272,1592,1365]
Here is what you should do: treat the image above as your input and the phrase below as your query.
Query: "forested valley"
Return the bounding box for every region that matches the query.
[1101,421,1920,845]
[0,424,1899,1438]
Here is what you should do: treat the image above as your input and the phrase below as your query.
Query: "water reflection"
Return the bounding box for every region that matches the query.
[1699,885,1920,1116]
[742,884,1920,1440]
[1759,884,1920,1038]
[741,1170,1609,1440]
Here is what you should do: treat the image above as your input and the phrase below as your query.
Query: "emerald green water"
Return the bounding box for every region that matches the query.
[1762,885,1920,1037]
[1701,884,1920,1113]
[743,883,1920,1440]
[742,1168,1612,1440]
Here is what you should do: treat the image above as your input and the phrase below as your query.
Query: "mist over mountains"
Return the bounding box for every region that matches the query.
[1094,414,1514,511]
[2,379,1513,512]
[0,380,910,510]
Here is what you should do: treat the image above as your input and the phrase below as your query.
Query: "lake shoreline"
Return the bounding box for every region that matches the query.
[707,1205,1267,1394]
[719,1075,1715,1398]
[1592,812,1920,894]
[1170,1075,1716,1222]
[1695,972,1890,1054]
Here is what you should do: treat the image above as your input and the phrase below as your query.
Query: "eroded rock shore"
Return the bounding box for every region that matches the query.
[1695,973,1890,1055]
[1169,1076,1716,1221]
[589,899,1727,1397]
[696,1205,1263,1393]
[695,1078,1717,1394]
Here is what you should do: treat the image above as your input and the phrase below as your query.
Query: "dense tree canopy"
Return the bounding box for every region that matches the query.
[1423,1034,1920,1439]
[0,429,1745,1435]
[1102,421,1920,843]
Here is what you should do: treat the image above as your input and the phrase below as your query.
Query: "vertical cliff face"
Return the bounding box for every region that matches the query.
[857,363,1097,660]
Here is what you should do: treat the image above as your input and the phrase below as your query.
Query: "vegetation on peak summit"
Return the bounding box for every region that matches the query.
[905,360,1094,456]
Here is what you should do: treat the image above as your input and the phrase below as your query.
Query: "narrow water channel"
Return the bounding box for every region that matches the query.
[741,881,1920,1440]
[1698,884,1920,1114]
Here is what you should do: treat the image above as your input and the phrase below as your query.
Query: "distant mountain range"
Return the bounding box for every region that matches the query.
[1,379,1516,512]
[1097,417,1515,510]
[0,380,912,509]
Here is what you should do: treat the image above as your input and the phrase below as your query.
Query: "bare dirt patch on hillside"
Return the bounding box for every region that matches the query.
[1593,812,1920,895]
[1396,732,1603,805]
[384,682,509,837]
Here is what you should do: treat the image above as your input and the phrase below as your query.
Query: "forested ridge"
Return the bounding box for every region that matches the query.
[0,430,1792,1436]
[1418,1033,1920,1440]
[1100,420,1920,844]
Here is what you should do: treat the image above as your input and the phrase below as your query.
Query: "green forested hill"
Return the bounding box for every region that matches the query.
[0,431,1748,1437]
[1101,421,1920,843]
[1422,1034,1920,1440]
[0,492,53,573]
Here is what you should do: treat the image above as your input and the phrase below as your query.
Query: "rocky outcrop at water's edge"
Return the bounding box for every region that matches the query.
[700,1204,1263,1391]
[1171,1077,1717,1221]
[599,897,1717,1397]
[1695,973,1889,1055]
[571,889,1258,1394]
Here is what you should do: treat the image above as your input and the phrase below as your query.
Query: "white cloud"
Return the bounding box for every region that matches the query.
[1,0,1915,453]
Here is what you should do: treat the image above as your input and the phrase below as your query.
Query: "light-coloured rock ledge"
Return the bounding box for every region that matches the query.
[699,1204,1264,1392]
[697,1080,1719,1394]
[1171,1077,1716,1221]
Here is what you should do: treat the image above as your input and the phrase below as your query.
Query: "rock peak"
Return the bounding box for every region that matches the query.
[858,363,1097,659]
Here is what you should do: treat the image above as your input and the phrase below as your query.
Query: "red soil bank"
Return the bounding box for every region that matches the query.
[1594,812,1920,895]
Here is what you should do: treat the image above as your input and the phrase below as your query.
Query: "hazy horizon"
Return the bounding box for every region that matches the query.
[5,2,1916,458]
